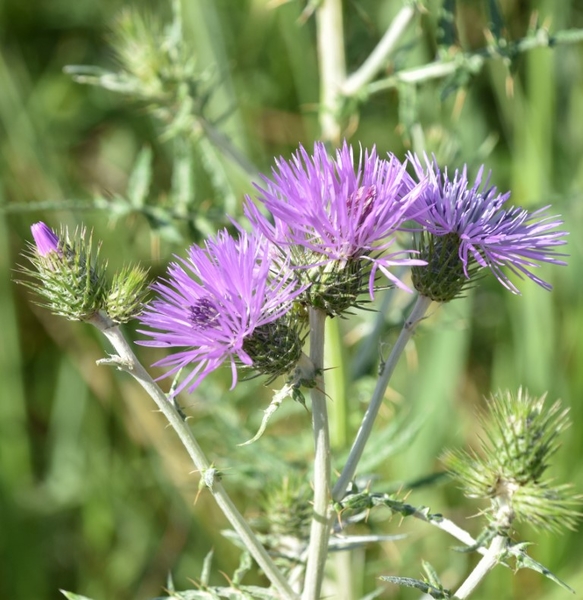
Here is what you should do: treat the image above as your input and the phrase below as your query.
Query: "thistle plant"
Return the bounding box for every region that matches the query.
[15,2,583,600]
[22,139,578,600]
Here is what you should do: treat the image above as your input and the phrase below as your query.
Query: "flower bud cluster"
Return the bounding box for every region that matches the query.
[24,222,148,323]
[25,142,568,394]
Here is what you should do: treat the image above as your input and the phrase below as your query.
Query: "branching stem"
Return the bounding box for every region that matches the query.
[333,294,433,501]
[453,534,508,599]
[89,312,298,600]
[342,4,416,98]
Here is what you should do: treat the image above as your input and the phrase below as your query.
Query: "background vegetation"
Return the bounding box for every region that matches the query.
[1,0,583,598]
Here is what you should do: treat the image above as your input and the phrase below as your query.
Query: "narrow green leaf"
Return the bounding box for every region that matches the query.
[60,591,96,600]
[127,146,153,209]
[379,576,450,598]
[200,548,214,587]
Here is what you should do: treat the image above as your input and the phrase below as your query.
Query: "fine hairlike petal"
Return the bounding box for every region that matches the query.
[407,154,568,295]
[138,230,304,394]
[31,222,60,256]
[245,141,426,296]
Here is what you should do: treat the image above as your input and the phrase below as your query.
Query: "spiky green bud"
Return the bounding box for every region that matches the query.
[22,223,106,321]
[105,265,150,323]
[241,317,304,383]
[444,389,581,532]
[412,232,480,302]
[261,477,312,540]
[22,222,150,325]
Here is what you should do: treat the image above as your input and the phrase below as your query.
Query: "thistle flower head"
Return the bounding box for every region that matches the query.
[407,154,568,300]
[245,141,426,316]
[444,389,581,533]
[138,230,306,395]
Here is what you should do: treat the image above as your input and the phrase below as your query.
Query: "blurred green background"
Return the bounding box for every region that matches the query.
[1,0,583,598]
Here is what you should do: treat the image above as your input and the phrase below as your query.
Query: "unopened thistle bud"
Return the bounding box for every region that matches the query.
[260,477,312,540]
[23,222,106,321]
[444,389,581,533]
[106,265,150,323]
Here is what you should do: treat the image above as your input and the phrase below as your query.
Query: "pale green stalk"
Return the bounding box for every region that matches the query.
[453,498,513,598]
[452,534,508,599]
[316,0,346,143]
[302,308,332,600]
[89,312,298,600]
[366,27,583,96]
[341,4,416,98]
[332,294,433,501]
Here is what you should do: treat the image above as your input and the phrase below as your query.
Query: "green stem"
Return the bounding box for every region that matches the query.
[366,27,583,97]
[302,308,332,600]
[89,312,298,600]
[341,4,416,98]
[316,0,346,143]
[453,535,508,599]
[332,295,432,501]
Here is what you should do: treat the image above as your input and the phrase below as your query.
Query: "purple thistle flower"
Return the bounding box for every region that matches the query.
[31,222,60,256]
[407,154,568,297]
[138,230,305,395]
[245,141,426,300]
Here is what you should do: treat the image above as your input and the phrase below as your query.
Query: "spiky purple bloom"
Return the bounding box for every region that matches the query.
[138,230,305,395]
[406,154,568,297]
[31,222,60,256]
[245,141,426,300]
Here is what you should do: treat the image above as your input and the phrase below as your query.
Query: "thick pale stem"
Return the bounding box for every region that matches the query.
[332,295,433,501]
[342,4,416,98]
[453,535,508,599]
[89,312,298,600]
[302,308,332,600]
[316,0,346,143]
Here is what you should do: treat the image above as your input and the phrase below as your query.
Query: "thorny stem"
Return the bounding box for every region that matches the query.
[453,499,513,599]
[316,0,346,144]
[410,509,481,553]
[302,308,332,600]
[332,295,433,501]
[341,4,417,98]
[453,534,508,599]
[366,27,583,97]
[89,312,298,600]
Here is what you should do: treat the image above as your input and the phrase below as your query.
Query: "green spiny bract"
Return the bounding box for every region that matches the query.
[241,317,305,384]
[412,231,481,302]
[292,249,375,318]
